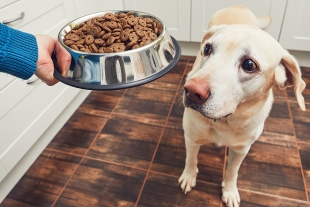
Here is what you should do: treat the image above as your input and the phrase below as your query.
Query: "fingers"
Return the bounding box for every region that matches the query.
[35,61,58,86]
[35,34,71,86]
[54,40,71,77]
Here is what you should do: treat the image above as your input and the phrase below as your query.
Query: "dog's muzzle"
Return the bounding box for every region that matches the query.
[183,88,209,117]
[183,95,203,110]
[183,77,211,104]
[183,82,210,104]
[183,87,232,120]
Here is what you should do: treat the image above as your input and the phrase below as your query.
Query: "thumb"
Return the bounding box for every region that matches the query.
[54,40,71,76]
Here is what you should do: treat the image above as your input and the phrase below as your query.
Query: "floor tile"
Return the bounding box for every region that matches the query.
[290,102,310,143]
[184,56,196,75]
[272,85,287,101]
[287,67,310,104]
[47,109,107,155]
[1,150,81,207]
[187,56,196,64]
[114,86,176,121]
[54,158,146,207]
[262,100,295,142]
[86,114,165,169]
[141,56,187,92]
[167,95,184,125]
[239,190,308,207]
[137,172,222,207]
[78,90,125,117]
[230,95,306,201]
[238,140,306,201]
[298,142,310,200]
[237,97,298,194]
[151,124,225,185]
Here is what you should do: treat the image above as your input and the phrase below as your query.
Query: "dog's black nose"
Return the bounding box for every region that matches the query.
[184,78,210,105]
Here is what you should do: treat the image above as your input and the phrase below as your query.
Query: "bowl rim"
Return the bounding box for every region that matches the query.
[58,10,167,56]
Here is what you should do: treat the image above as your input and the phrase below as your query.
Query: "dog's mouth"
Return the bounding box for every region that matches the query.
[183,95,232,121]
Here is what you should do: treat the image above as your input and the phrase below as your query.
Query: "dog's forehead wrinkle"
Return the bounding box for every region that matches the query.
[210,39,276,73]
[211,26,278,51]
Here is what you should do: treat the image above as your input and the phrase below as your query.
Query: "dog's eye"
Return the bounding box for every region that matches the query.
[204,44,212,56]
[242,59,257,73]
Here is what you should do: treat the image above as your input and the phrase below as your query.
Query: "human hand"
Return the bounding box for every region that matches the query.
[34,34,71,86]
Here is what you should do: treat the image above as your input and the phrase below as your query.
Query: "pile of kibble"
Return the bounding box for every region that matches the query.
[63,11,163,53]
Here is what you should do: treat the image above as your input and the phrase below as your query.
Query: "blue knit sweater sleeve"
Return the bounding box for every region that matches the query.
[0,23,38,80]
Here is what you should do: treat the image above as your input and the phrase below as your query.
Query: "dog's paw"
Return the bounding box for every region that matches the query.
[221,185,240,207]
[178,168,199,194]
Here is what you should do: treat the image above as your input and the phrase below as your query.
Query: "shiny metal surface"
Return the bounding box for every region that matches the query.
[54,10,181,90]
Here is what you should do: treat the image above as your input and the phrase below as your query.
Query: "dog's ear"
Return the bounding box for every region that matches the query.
[258,15,272,30]
[275,48,306,111]
[201,25,226,45]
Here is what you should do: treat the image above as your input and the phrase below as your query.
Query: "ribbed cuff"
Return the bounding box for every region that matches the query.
[0,24,38,80]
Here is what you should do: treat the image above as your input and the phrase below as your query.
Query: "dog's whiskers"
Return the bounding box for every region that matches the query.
[176,89,185,110]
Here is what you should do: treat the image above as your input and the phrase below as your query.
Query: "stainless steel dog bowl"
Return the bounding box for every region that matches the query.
[53,10,181,90]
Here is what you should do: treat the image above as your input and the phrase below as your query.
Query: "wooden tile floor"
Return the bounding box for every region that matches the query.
[1,56,310,207]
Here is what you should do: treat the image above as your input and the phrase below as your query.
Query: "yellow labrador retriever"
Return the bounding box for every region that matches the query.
[178,6,306,207]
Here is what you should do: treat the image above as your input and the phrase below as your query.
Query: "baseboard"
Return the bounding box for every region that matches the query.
[0,89,91,203]
[179,41,200,57]
[178,41,310,68]
[288,50,310,68]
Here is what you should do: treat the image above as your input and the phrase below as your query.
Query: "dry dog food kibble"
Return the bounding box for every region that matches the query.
[63,11,163,53]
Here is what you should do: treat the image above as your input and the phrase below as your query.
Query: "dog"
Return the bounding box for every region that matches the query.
[178,6,306,207]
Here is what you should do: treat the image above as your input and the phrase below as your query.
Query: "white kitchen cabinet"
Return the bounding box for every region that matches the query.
[73,0,123,17]
[0,163,6,183]
[0,0,91,203]
[279,0,310,52]
[123,0,191,41]
[0,0,18,9]
[0,0,79,175]
[0,0,78,170]
[0,76,41,121]
[0,74,15,91]
[0,83,81,172]
[0,0,76,37]
[191,0,287,42]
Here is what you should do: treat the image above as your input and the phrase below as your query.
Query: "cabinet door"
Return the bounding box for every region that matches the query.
[0,0,76,38]
[124,0,191,41]
[279,0,310,52]
[0,74,15,91]
[0,163,6,182]
[0,0,18,9]
[0,76,41,120]
[0,84,81,173]
[73,0,123,17]
[191,0,287,42]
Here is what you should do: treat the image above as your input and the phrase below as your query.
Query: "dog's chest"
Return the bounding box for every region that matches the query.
[194,121,249,147]
[183,109,258,148]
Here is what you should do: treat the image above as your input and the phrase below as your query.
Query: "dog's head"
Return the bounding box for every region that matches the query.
[183,24,306,119]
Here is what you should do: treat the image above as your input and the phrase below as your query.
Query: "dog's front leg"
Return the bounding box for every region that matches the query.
[222,146,250,207]
[178,136,201,194]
